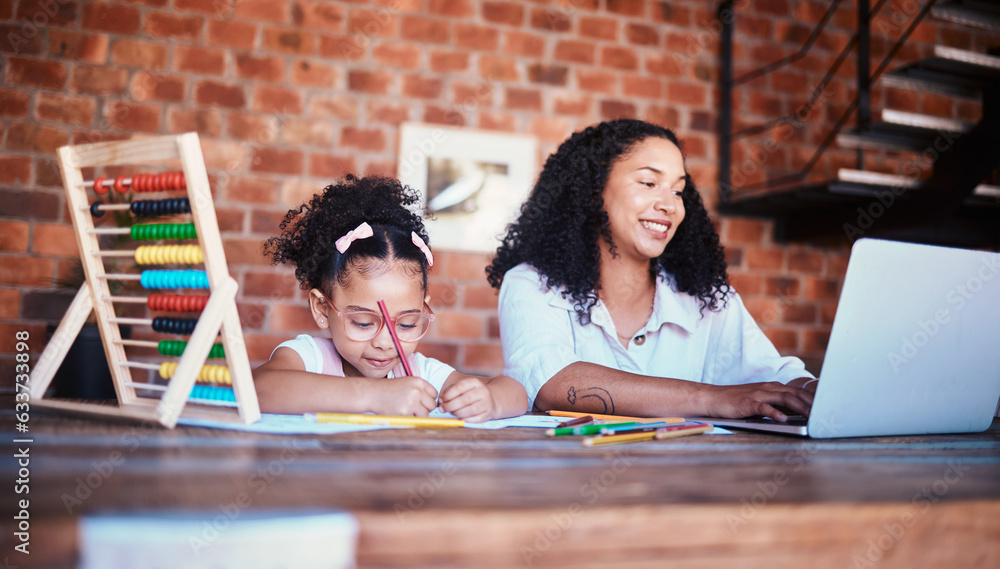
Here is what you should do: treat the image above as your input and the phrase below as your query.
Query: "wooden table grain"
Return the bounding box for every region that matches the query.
[4,404,999,568]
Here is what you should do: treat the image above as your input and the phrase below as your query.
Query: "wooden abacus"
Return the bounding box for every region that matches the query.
[30,133,260,428]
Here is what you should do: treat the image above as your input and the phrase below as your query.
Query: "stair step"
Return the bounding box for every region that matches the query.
[882,45,1000,99]
[932,1,1000,32]
[837,169,922,189]
[836,122,960,153]
[881,109,973,133]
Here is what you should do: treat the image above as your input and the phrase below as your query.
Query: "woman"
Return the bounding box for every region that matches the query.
[487,119,815,421]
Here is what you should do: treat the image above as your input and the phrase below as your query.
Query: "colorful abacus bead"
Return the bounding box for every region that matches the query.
[147,294,211,313]
[134,245,204,265]
[140,270,210,290]
[93,177,108,195]
[157,340,224,359]
[130,198,191,217]
[157,361,232,385]
[189,385,236,403]
[130,222,197,241]
[151,316,199,335]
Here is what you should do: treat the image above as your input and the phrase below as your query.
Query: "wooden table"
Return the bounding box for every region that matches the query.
[4,405,999,568]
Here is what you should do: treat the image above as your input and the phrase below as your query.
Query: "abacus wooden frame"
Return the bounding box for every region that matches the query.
[29,133,261,428]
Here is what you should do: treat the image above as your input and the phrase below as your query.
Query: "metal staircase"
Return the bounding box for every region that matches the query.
[717,0,1000,247]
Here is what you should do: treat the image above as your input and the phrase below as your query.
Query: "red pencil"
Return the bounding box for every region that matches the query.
[377,299,413,377]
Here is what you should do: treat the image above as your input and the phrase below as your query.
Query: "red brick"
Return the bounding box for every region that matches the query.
[262,28,316,54]
[529,116,571,143]
[0,0,13,18]
[600,100,637,120]
[292,1,346,31]
[646,53,684,77]
[787,248,824,273]
[745,247,784,271]
[580,16,618,41]
[0,157,32,185]
[429,50,469,73]
[5,57,66,89]
[207,19,258,49]
[144,12,203,40]
[104,101,161,132]
[373,42,421,69]
[308,95,358,120]
[623,75,661,99]
[527,64,568,86]
[166,107,223,137]
[111,39,168,69]
[0,220,29,252]
[47,30,109,63]
[201,139,250,171]
[667,82,707,106]
[478,111,517,132]
[433,312,481,339]
[454,23,499,51]
[505,87,541,111]
[236,53,286,82]
[479,55,520,82]
[292,59,340,87]
[423,105,464,127]
[340,127,385,152]
[0,24,42,55]
[347,9,399,37]
[319,34,367,61]
[755,0,790,17]
[82,3,141,34]
[531,8,570,32]
[401,16,450,43]
[16,0,77,26]
[224,176,280,205]
[576,69,616,94]
[251,147,303,175]
[504,31,546,57]
[367,100,409,125]
[130,72,186,102]
[463,343,503,372]
[442,251,492,279]
[463,285,498,309]
[309,153,356,178]
[281,118,335,147]
[175,0,227,14]
[724,218,767,245]
[234,0,290,23]
[0,89,30,117]
[554,94,592,116]
[175,45,226,75]
[453,81,495,107]
[555,40,595,64]
[729,271,763,296]
[227,112,278,142]
[196,81,246,108]
[36,93,95,126]
[427,281,458,307]
[626,23,658,46]
[428,0,474,18]
[602,45,639,70]
[765,276,801,298]
[804,277,840,302]
[0,257,53,286]
[224,238,272,267]
[374,0,422,12]
[348,70,392,94]
[243,270,298,298]
[5,122,69,153]
[32,223,77,257]
[607,0,644,16]
[253,86,303,114]
[0,289,19,319]
[483,2,523,25]
[401,75,442,99]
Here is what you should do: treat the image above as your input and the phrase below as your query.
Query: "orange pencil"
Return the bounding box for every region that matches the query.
[548,410,684,424]
[581,430,657,447]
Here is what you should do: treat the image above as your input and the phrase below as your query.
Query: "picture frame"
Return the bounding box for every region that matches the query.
[397,122,539,253]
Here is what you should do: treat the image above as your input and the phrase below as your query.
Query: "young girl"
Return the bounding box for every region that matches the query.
[254,175,528,422]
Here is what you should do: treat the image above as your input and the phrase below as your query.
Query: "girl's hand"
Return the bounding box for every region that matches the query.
[370,376,438,417]
[706,381,814,422]
[439,376,497,423]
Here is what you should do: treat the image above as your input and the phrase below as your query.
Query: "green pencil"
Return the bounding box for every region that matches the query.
[545,421,638,437]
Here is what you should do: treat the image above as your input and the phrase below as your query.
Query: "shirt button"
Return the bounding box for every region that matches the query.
[634,335,646,345]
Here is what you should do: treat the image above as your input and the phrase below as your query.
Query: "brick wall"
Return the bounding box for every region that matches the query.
[1,0,992,386]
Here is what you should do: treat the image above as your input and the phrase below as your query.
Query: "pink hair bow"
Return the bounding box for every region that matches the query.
[335,222,374,254]
[411,232,434,267]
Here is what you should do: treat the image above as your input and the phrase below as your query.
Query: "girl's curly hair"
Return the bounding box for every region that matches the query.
[264,175,431,295]
[487,119,730,322]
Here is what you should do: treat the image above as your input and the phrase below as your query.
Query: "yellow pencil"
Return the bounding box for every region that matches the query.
[581,430,657,447]
[549,410,684,424]
[307,413,465,428]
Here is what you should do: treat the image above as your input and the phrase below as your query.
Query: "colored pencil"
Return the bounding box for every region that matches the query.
[599,421,671,435]
[558,415,594,428]
[377,298,413,377]
[654,423,712,439]
[581,430,657,447]
[548,410,684,424]
[307,412,464,428]
[546,421,637,437]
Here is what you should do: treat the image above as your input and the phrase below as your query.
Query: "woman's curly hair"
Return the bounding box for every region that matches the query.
[264,175,431,295]
[487,119,730,322]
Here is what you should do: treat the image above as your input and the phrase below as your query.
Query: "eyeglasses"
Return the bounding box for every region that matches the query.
[326,299,435,342]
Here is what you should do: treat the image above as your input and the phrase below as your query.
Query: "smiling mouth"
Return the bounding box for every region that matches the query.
[641,220,671,233]
[365,357,394,368]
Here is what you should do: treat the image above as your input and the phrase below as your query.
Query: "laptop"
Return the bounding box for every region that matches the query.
[693,238,1000,438]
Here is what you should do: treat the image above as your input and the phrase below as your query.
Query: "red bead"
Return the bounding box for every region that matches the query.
[114,176,128,194]
[94,177,108,195]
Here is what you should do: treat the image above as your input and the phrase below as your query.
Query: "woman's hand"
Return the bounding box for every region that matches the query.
[706,381,815,422]
[439,376,497,423]
[369,376,439,416]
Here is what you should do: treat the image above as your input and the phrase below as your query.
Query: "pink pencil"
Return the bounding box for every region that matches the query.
[378,299,413,377]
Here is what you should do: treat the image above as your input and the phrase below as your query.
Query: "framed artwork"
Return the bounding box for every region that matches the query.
[397,122,539,253]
